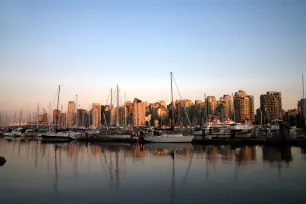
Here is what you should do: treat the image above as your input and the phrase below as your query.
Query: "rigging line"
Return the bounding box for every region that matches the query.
[105,89,111,106]
[111,88,118,107]
[51,87,59,110]
[172,74,192,128]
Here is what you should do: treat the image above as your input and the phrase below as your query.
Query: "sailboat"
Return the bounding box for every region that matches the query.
[42,85,81,142]
[143,72,194,143]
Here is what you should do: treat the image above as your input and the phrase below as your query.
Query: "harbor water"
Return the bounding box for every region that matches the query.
[1,138,306,204]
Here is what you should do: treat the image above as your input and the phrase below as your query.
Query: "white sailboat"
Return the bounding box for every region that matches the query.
[144,72,194,143]
[42,85,80,142]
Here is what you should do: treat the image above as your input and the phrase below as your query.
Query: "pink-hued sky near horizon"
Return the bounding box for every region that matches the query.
[1,0,305,121]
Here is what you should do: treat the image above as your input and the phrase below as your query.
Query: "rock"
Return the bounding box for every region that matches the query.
[0,156,6,166]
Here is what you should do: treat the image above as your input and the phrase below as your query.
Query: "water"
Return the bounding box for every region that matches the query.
[1,138,306,204]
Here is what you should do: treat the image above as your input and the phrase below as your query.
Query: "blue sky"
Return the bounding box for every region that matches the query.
[0,0,305,119]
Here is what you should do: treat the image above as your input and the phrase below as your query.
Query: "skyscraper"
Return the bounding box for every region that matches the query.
[260,91,282,123]
[234,90,255,123]
[52,109,61,125]
[77,109,86,127]
[298,98,306,126]
[67,101,76,127]
[92,103,101,128]
[132,98,148,126]
[218,95,232,121]
[207,96,217,115]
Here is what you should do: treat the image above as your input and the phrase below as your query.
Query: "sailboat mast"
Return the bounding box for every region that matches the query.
[55,85,61,129]
[19,110,22,126]
[48,101,51,130]
[204,94,207,124]
[171,72,175,129]
[60,104,63,128]
[124,92,127,127]
[76,94,78,128]
[110,89,113,109]
[116,85,119,127]
[232,93,236,122]
[88,104,91,128]
[303,74,306,126]
[37,103,39,129]
[303,74,305,99]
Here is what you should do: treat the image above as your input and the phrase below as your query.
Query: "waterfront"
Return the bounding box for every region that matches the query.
[1,139,306,204]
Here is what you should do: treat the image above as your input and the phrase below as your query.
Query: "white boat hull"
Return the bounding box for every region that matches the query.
[144,134,194,143]
[99,134,132,139]
[3,132,14,137]
[41,131,78,141]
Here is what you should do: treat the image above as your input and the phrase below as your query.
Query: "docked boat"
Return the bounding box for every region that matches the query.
[23,129,35,137]
[143,72,194,143]
[41,130,80,142]
[229,123,253,138]
[4,128,24,138]
[41,85,81,142]
[3,128,13,137]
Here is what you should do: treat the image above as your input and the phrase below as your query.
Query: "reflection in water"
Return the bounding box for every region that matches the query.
[54,146,58,192]
[1,138,305,204]
[263,145,292,165]
[300,147,306,160]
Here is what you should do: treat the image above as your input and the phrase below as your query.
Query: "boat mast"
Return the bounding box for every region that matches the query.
[48,101,51,131]
[19,110,22,126]
[124,92,127,127]
[76,94,78,128]
[55,85,61,130]
[303,74,306,126]
[88,104,91,128]
[171,72,175,130]
[303,74,305,99]
[110,88,113,109]
[36,103,39,129]
[116,85,119,127]
[60,104,63,128]
[232,93,236,122]
[204,94,207,125]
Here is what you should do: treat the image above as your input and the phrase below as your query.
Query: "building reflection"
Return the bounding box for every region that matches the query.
[262,145,292,166]
[192,145,257,166]
[1,138,302,194]
[235,146,257,165]
[300,147,306,160]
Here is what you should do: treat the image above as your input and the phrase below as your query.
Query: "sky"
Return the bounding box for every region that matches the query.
[0,0,305,120]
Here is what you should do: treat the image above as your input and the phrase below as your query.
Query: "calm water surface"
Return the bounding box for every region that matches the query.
[1,138,306,204]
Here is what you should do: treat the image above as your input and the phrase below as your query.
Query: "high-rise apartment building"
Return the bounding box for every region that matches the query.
[59,113,66,128]
[77,109,86,127]
[218,95,232,120]
[92,103,101,128]
[175,99,192,126]
[234,90,255,123]
[132,98,148,126]
[260,91,282,123]
[67,101,76,127]
[207,96,217,115]
[52,109,61,125]
[125,101,133,126]
[298,98,306,126]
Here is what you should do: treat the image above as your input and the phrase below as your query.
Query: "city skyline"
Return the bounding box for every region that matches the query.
[1,0,305,114]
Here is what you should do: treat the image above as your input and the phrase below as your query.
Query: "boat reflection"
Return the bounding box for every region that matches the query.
[0,138,300,194]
